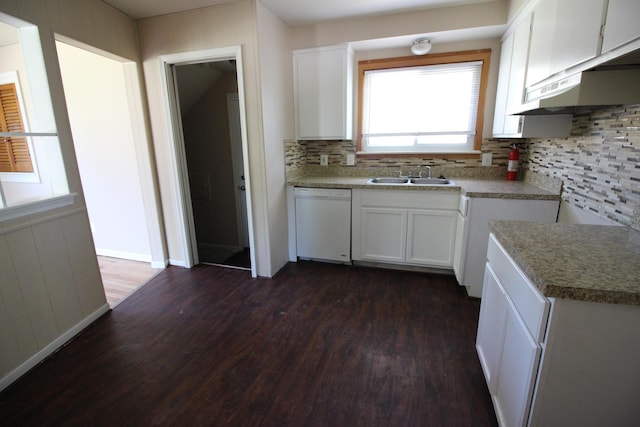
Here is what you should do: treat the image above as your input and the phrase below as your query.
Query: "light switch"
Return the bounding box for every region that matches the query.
[482,152,492,166]
[320,154,328,166]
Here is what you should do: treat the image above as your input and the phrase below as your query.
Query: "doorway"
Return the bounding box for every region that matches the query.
[174,61,250,270]
[55,39,165,305]
[160,47,256,276]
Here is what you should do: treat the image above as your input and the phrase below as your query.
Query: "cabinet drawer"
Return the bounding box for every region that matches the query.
[358,189,459,210]
[487,234,550,343]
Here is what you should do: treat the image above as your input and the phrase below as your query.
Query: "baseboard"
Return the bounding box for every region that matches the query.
[169,258,188,267]
[151,260,168,269]
[95,248,152,263]
[0,304,110,392]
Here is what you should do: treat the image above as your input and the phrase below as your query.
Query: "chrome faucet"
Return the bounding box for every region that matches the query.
[398,166,432,178]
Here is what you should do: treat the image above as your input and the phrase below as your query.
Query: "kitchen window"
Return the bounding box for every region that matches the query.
[357,50,491,156]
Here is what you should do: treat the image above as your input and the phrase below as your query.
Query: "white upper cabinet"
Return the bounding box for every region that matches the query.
[492,13,571,138]
[527,0,607,87]
[526,0,555,88]
[602,0,640,52]
[548,0,606,76]
[293,45,353,140]
[493,25,518,136]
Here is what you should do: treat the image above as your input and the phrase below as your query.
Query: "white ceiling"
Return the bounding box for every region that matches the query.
[102,0,497,25]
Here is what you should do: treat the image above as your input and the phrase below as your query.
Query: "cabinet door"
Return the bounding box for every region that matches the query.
[293,46,352,140]
[494,298,541,427]
[527,0,606,87]
[406,209,457,267]
[492,30,514,136]
[549,0,606,75]
[476,264,509,394]
[503,18,531,134]
[602,0,640,52]
[359,207,407,263]
[494,14,539,137]
[526,0,556,87]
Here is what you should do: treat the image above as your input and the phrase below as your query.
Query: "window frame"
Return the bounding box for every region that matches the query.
[0,16,72,217]
[356,49,491,158]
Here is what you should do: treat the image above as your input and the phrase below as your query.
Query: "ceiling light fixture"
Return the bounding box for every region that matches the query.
[411,39,432,56]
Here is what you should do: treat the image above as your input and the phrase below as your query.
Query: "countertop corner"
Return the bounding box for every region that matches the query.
[489,220,640,306]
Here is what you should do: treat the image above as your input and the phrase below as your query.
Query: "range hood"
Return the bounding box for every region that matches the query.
[512,68,640,115]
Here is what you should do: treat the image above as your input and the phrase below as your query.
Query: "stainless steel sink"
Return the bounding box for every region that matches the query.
[409,178,452,185]
[367,177,410,184]
[367,177,455,186]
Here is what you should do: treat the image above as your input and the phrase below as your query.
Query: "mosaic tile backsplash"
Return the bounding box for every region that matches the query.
[525,104,640,228]
[284,138,515,180]
[285,104,640,228]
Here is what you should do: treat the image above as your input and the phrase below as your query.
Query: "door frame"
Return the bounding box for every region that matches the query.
[159,46,256,277]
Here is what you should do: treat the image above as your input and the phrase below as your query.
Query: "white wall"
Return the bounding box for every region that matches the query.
[290,0,507,49]
[57,42,152,262]
[137,0,276,275]
[287,1,506,142]
[136,0,508,276]
[0,211,107,390]
[256,1,294,274]
[508,0,530,21]
[0,0,141,391]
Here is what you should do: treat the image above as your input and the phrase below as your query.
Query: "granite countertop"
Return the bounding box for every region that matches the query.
[287,176,560,200]
[490,220,640,306]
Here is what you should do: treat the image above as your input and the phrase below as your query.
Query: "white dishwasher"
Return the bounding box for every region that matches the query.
[294,187,351,263]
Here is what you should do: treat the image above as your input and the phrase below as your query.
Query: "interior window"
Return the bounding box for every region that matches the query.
[357,50,491,156]
[0,15,70,213]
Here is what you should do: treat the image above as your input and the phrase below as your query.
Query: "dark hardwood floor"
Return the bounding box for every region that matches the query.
[0,261,497,426]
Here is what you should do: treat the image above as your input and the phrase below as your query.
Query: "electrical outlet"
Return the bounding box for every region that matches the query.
[320,154,328,166]
[482,152,492,166]
[346,153,355,166]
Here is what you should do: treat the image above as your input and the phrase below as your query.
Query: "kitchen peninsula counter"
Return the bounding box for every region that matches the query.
[490,220,640,306]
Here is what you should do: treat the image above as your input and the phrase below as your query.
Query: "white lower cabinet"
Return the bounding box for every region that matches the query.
[352,189,458,268]
[359,207,407,263]
[476,265,509,394]
[454,197,559,298]
[406,209,457,266]
[478,234,640,427]
[478,263,541,427]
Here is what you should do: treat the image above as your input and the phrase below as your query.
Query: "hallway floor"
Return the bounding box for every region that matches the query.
[97,256,161,307]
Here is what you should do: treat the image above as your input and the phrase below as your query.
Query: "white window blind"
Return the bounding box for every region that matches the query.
[362,61,482,153]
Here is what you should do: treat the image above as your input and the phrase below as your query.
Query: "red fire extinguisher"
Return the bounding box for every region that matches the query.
[507,144,519,181]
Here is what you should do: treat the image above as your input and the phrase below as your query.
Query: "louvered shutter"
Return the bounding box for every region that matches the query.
[0,83,33,172]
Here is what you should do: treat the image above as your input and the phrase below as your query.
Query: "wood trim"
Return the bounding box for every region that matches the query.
[356,152,481,160]
[356,49,491,158]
